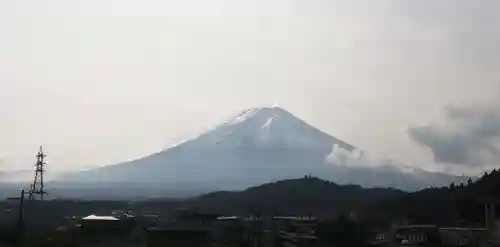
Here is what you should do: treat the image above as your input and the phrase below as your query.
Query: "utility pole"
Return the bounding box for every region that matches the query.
[7,189,29,247]
[29,146,47,200]
[478,197,500,229]
[485,202,489,229]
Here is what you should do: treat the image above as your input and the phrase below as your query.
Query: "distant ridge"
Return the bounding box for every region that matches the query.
[186,177,405,217]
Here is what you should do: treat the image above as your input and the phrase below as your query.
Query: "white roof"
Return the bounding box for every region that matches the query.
[216,216,240,220]
[82,214,119,221]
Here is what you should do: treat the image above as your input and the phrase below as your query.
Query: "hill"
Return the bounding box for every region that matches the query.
[185,177,405,218]
[183,168,495,227]
[363,169,500,227]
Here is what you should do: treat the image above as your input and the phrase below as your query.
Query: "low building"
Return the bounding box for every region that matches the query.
[271,217,317,247]
[393,225,440,246]
[369,229,390,246]
[76,214,139,247]
[80,214,121,232]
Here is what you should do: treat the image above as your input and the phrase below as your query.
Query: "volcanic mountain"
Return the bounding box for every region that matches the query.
[58,106,468,198]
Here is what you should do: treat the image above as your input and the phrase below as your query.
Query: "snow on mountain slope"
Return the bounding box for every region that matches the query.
[170,106,356,153]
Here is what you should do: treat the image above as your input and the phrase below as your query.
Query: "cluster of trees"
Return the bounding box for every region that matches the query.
[303,174,318,179]
[366,167,500,227]
[449,178,474,189]
[315,214,370,247]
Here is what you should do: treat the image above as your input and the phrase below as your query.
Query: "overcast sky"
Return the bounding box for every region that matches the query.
[0,0,499,178]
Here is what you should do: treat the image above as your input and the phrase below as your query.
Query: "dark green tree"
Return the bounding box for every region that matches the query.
[316,214,369,247]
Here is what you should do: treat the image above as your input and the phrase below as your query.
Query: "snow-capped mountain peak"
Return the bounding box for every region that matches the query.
[175,106,356,154]
[224,106,288,126]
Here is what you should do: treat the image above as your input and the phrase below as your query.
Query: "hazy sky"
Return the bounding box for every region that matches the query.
[1,0,499,178]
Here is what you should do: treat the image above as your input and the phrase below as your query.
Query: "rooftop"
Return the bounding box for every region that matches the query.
[81,214,119,221]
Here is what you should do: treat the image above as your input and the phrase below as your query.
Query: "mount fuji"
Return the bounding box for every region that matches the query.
[58,106,468,198]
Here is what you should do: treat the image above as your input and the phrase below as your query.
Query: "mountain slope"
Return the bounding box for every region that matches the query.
[59,106,468,198]
[62,106,358,189]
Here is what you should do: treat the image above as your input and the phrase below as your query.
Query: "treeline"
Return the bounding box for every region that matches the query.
[364,168,500,227]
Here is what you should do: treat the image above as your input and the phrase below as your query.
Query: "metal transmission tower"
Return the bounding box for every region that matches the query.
[28,146,47,200]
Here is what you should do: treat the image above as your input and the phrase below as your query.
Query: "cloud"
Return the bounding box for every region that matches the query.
[325,144,382,168]
[408,104,500,166]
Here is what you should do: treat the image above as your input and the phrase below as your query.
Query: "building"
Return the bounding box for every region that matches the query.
[369,228,390,246]
[393,225,440,246]
[80,214,121,232]
[271,217,317,247]
[76,214,139,247]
